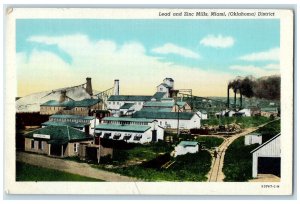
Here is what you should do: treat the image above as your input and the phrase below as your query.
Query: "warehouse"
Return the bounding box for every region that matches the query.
[42,114,98,135]
[106,95,152,116]
[95,123,164,144]
[251,133,281,178]
[132,111,201,129]
[24,125,93,157]
[141,99,192,113]
[40,98,102,116]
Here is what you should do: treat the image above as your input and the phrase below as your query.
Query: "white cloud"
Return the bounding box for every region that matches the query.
[239,48,279,61]
[200,35,234,48]
[152,43,200,59]
[230,64,280,76]
[19,34,235,97]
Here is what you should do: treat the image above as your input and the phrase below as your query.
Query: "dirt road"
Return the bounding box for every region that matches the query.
[206,119,279,182]
[16,152,140,182]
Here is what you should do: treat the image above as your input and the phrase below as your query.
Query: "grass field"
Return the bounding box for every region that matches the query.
[16,162,103,181]
[95,150,211,181]
[223,119,280,181]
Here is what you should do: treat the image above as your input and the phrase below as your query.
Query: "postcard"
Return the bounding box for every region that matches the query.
[4,8,294,195]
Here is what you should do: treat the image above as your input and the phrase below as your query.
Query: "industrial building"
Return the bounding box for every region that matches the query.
[251,133,281,178]
[40,98,102,116]
[132,111,201,129]
[95,122,164,144]
[141,98,192,113]
[41,114,99,135]
[24,125,94,157]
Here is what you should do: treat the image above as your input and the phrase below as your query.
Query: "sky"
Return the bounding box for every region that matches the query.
[16,19,280,97]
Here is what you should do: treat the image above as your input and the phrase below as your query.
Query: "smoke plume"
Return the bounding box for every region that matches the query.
[228,75,280,100]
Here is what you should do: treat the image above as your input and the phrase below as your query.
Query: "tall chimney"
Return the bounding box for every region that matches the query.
[234,89,237,109]
[240,91,243,109]
[113,79,119,95]
[59,90,67,103]
[86,77,93,96]
[227,85,230,108]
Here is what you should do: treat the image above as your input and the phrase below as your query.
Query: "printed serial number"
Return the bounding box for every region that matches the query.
[261,184,280,188]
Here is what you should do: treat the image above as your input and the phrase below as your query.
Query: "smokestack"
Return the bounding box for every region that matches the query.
[113,79,119,95]
[240,91,243,109]
[59,90,67,103]
[234,89,237,109]
[227,85,230,108]
[86,77,93,96]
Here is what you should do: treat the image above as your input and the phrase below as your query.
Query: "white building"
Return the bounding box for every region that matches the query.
[196,110,208,120]
[42,114,99,135]
[238,108,251,117]
[106,95,152,116]
[132,111,201,129]
[174,141,199,157]
[95,122,164,144]
[141,100,192,113]
[245,133,262,146]
[251,133,281,178]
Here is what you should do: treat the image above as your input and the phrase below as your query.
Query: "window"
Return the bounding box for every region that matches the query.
[31,140,34,149]
[74,143,78,153]
[38,141,43,150]
[113,102,115,105]
[160,88,163,91]
[160,121,162,125]
[117,102,119,105]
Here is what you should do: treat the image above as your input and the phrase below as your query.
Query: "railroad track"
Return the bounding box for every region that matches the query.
[206,119,279,182]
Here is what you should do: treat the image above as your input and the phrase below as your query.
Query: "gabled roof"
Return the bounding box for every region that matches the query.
[250,133,281,153]
[95,124,151,133]
[140,107,173,112]
[41,98,101,108]
[42,121,89,128]
[50,114,94,120]
[152,92,167,100]
[164,77,174,82]
[102,117,154,123]
[120,103,135,109]
[133,111,196,120]
[157,83,171,88]
[25,125,93,144]
[144,101,174,108]
[108,95,152,101]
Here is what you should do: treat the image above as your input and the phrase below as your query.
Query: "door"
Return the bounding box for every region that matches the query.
[258,157,281,177]
[152,130,157,142]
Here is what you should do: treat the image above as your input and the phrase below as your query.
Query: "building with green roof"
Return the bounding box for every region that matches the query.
[24,125,93,157]
[43,114,99,135]
[174,141,199,157]
[40,98,102,116]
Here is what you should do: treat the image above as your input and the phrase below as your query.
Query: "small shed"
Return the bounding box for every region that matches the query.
[245,133,262,146]
[174,141,199,157]
[251,133,281,178]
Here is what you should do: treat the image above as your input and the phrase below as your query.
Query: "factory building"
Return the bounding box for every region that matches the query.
[251,133,281,178]
[40,98,102,116]
[156,78,179,98]
[132,111,201,129]
[24,125,94,158]
[141,98,192,113]
[107,95,153,116]
[95,119,164,144]
[41,114,99,135]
